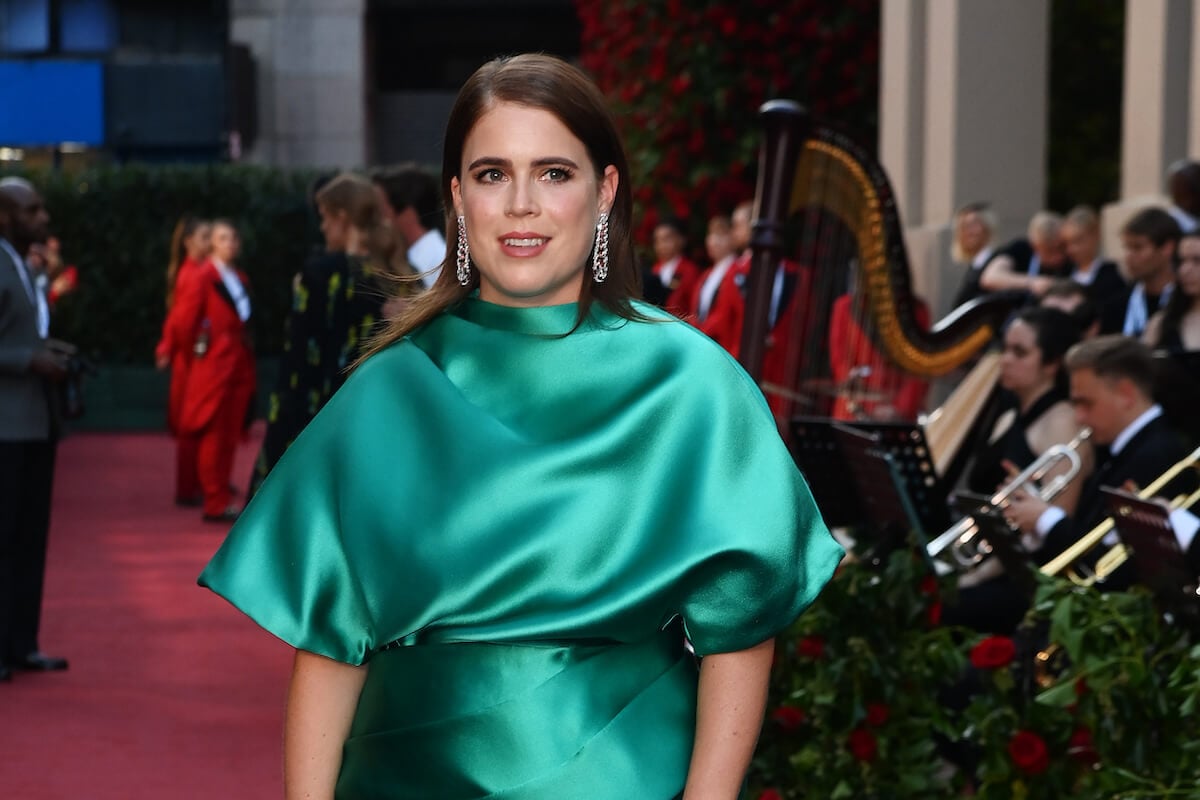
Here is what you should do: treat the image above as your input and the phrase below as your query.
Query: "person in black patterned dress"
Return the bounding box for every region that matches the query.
[247,173,392,497]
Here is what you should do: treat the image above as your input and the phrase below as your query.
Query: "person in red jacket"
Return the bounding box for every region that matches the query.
[828,290,930,421]
[647,217,701,318]
[156,216,212,506]
[159,219,255,522]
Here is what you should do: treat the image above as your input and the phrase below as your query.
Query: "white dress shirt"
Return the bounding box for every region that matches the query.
[410,229,447,289]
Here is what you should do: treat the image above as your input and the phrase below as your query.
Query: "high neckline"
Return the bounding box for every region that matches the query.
[453,296,592,336]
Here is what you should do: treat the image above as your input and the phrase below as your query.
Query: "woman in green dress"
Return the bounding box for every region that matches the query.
[200,53,842,799]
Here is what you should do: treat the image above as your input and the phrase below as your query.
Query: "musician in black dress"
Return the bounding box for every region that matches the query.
[946,308,1090,634]
[1143,229,1200,444]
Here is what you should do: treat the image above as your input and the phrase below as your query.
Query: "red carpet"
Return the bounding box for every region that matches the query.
[0,426,292,800]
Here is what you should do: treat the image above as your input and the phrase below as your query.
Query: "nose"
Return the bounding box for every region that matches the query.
[505,178,538,217]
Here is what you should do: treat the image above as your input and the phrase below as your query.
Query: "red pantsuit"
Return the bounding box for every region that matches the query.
[159,261,255,516]
[156,257,203,502]
[698,253,751,356]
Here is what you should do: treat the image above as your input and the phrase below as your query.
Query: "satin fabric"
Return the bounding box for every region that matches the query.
[200,297,841,797]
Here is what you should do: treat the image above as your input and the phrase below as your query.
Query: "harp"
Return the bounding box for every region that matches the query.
[740,100,1022,481]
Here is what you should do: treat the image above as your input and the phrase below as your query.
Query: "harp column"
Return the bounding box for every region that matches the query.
[880,0,1051,318]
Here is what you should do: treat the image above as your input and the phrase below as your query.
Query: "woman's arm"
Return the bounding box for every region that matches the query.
[284,649,369,800]
[682,637,775,800]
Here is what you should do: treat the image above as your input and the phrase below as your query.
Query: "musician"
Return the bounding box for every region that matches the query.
[965,307,1091,510]
[1144,229,1200,351]
[949,202,998,308]
[1061,206,1126,311]
[827,289,930,421]
[644,217,700,318]
[692,215,736,339]
[1166,159,1200,234]
[1005,336,1197,587]
[979,211,1073,298]
[1100,207,1180,336]
[1039,280,1100,340]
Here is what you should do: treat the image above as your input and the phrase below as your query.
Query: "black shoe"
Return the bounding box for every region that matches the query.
[175,494,203,508]
[13,651,68,671]
[202,506,240,523]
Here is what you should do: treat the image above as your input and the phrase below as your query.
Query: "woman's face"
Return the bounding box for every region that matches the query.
[450,101,618,307]
[1177,236,1200,299]
[186,224,212,261]
[318,204,350,252]
[210,223,240,264]
[956,212,988,254]
[705,225,732,262]
[653,224,683,262]
[999,319,1054,394]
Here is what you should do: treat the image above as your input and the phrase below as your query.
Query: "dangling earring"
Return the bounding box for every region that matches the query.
[456,215,471,286]
[592,212,610,283]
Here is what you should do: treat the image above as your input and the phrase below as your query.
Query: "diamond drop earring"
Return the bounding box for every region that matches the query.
[456,215,471,286]
[592,212,609,283]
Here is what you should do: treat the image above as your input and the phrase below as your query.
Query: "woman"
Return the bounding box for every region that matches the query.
[247,173,390,497]
[1144,229,1200,351]
[967,307,1091,511]
[155,215,212,506]
[200,54,840,799]
[1144,230,1200,442]
[166,219,256,522]
[646,216,701,318]
[948,307,1091,635]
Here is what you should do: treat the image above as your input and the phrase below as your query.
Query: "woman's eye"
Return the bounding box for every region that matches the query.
[545,168,572,182]
[476,169,505,183]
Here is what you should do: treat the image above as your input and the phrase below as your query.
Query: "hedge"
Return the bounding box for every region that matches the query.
[14,163,323,363]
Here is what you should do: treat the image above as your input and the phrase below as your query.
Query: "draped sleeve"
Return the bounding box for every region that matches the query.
[199,299,842,665]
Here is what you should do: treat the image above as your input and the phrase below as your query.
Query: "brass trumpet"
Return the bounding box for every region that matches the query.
[926,427,1092,570]
[1041,446,1200,586]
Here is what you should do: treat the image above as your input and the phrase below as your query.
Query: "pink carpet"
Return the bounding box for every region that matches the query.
[0,426,292,799]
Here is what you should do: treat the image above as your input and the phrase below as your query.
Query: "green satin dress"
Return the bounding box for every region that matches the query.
[199,297,842,799]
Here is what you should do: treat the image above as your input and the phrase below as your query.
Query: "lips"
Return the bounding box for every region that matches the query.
[499,232,550,258]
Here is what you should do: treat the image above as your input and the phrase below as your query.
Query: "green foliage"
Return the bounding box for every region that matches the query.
[750,550,965,799]
[20,163,320,363]
[574,0,879,253]
[751,554,1200,799]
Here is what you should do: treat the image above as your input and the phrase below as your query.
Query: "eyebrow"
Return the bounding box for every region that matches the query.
[467,156,582,171]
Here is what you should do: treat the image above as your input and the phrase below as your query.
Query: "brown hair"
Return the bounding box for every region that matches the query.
[1064,334,1156,397]
[165,215,207,310]
[315,172,394,267]
[357,53,643,364]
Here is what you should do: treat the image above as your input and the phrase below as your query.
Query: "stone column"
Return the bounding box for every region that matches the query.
[879,0,1050,317]
[230,0,368,168]
[1102,0,1192,260]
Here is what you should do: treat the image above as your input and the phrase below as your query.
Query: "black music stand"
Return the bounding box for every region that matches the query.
[1102,487,1200,611]
[831,423,930,566]
[790,416,951,534]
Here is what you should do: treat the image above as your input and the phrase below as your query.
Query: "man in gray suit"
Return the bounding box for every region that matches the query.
[0,177,75,681]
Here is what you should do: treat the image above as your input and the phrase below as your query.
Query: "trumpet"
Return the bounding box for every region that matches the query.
[1042,445,1200,586]
[927,427,1092,570]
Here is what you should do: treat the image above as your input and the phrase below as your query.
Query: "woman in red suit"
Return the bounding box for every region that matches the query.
[828,291,930,421]
[155,216,212,506]
[160,220,256,522]
[648,218,701,317]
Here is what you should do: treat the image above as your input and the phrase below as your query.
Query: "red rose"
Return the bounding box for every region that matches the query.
[969,636,1016,669]
[919,575,938,595]
[1007,730,1050,775]
[1074,677,1089,697]
[865,703,889,727]
[847,727,877,762]
[927,598,943,627]
[770,705,806,731]
[796,635,825,659]
[1068,727,1099,766]
[757,790,783,800]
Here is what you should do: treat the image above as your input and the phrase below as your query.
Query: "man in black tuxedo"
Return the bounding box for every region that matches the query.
[978,210,1074,300]
[1006,335,1197,587]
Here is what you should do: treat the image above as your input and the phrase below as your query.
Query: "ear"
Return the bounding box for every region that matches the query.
[450,176,464,217]
[598,165,619,216]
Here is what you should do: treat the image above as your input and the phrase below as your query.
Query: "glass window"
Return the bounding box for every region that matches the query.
[60,0,117,52]
[0,0,51,53]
